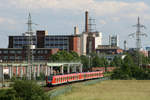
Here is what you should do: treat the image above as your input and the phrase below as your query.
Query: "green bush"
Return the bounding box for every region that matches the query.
[111,52,150,80]
[0,80,48,100]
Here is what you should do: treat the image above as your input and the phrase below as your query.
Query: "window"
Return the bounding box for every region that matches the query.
[37,50,40,54]
[3,56,8,59]
[10,56,15,59]
[10,50,15,54]
[3,50,8,54]
[16,51,22,54]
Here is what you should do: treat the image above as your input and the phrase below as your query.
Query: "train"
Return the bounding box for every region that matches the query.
[46,71,104,86]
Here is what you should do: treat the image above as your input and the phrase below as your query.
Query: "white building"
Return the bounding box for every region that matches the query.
[80,32,88,55]
[80,32,102,55]
[95,32,102,48]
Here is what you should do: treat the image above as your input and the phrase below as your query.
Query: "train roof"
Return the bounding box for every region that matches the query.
[53,71,103,77]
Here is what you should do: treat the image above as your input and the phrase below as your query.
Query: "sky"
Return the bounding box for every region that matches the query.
[0,0,150,49]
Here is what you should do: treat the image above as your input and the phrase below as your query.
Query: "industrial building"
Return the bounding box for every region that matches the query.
[96,45,123,54]
[109,35,119,47]
[0,11,103,63]
[0,48,59,62]
[9,30,81,55]
[80,11,102,55]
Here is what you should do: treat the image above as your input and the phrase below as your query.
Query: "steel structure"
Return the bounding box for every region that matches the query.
[87,17,96,54]
[129,17,147,51]
[26,13,34,80]
[129,17,147,67]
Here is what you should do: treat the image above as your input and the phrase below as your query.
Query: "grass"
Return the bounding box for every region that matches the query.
[51,80,150,100]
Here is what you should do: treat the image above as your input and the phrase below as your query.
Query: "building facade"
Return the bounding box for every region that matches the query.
[109,35,119,47]
[80,32,102,55]
[8,30,81,55]
[96,45,123,54]
[0,48,59,62]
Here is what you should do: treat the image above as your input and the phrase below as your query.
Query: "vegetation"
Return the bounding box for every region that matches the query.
[0,80,48,100]
[80,53,110,71]
[50,50,80,62]
[51,80,150,100]
[111,51,150,80]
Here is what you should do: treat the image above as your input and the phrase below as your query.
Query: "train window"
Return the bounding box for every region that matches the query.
[55,78,57,82]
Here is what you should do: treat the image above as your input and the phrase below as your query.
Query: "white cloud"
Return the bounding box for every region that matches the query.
[99,20,107,25]
[112,17,120,22]
[0,17,16,24]
[2,0,150,19]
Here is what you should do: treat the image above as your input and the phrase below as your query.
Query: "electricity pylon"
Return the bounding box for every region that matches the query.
[129,17,147,51]
[129,17,147,67]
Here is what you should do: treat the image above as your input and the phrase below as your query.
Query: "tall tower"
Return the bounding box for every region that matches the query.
[26,13,34,80]
[129,17,147,67]
[129,17,147,51]
[85,11,89,33]
[124,40,127,50]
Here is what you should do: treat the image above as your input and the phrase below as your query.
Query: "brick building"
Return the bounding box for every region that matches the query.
[0,48,59,62]
[8,30,81,55]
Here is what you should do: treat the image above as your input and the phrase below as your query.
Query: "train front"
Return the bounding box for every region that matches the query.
[46,75,53,86]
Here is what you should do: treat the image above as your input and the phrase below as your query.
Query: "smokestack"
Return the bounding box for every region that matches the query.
[138,16,140,26]
[85,11,88,32]
[74,26,79,35]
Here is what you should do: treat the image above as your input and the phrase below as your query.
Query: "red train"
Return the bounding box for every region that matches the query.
[46,71,104,86]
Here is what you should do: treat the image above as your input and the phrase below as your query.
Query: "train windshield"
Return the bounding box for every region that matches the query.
[48,75,53,81]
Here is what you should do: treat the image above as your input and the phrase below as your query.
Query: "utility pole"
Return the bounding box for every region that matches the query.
[129,17,147,66]
[26,13,34,80]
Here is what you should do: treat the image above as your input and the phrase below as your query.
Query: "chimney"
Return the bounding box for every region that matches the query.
[85,11,89,32]
[74,26,79,35]
[124,40,127,50]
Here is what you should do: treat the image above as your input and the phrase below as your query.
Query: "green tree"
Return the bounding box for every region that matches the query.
[13,80,48,100]
[92,55,101,67]
[0,80,48,100]
[70,51,80,61]
[113,56,123,67]
[80,55,89,71]
[50,50,80,62]
[111,52,150,80]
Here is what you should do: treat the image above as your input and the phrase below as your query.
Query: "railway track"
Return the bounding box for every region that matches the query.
[43,83,71,92]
